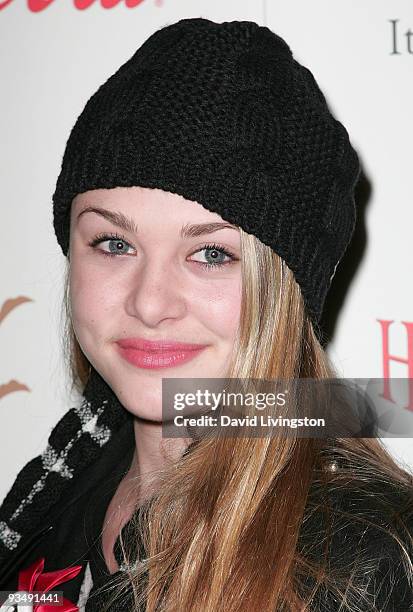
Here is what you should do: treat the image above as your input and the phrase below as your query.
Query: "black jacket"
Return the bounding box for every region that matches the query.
[0,420,139,610]
[1,368,413,611]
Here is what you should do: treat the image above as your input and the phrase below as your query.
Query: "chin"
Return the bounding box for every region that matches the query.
[112,381,163,418]
[125,406,164,423]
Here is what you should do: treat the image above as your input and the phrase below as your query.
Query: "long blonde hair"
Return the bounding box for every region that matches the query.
[62,228,413,611]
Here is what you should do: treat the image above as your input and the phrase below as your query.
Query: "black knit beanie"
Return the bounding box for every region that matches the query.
[52,17,361,329]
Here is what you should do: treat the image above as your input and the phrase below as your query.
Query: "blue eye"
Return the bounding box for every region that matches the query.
[88,234,238,271]
[88,232,134,258]
[190,243,237,271]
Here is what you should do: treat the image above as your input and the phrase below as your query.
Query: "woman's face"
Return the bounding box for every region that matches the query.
[69,186,242,422]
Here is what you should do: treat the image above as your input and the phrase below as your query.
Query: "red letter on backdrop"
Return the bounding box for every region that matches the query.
[28,0,54,11]
[0,0,14,11]
[377,319,413,411]
[75,0,146,8]
[0,0,148,10]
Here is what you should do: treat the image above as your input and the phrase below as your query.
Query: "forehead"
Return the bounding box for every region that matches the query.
[71,186,240,237]
[72,186,221,219]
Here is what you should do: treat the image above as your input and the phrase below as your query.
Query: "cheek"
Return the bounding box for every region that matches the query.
[195,278,242,340]
[69,261,120,345]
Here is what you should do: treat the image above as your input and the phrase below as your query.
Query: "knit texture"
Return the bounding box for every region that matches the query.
[0,367,128,561]
[52,17,361,327]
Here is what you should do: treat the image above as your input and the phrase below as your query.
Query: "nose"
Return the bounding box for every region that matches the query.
[125,258,187,326]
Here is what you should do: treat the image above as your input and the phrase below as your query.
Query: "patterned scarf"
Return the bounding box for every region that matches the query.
[0,367,129,565]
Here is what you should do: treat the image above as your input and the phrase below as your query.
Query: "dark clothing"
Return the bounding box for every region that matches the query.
[1,368,413,610]
[0,414,138,609]
[81,424,136,610]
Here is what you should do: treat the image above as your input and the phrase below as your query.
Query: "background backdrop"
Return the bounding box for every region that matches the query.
[1,0,412,501]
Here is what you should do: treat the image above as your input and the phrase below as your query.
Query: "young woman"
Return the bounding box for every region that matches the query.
[1,16,412,612]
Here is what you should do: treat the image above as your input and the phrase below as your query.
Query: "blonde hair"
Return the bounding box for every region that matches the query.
[63,228,413,611]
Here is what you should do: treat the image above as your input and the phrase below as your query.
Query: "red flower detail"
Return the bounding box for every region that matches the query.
[17,557,83,612]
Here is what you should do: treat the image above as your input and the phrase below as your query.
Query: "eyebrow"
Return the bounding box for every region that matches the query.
[76,206,239,238]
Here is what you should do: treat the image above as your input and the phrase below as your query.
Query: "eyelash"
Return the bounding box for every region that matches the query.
[87,232,237,271]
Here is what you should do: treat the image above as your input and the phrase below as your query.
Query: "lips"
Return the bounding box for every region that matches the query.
[116,338,208,369]
[117,338,207,351]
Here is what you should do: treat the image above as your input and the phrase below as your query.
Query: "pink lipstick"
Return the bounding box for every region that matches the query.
[116,337,208,370]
